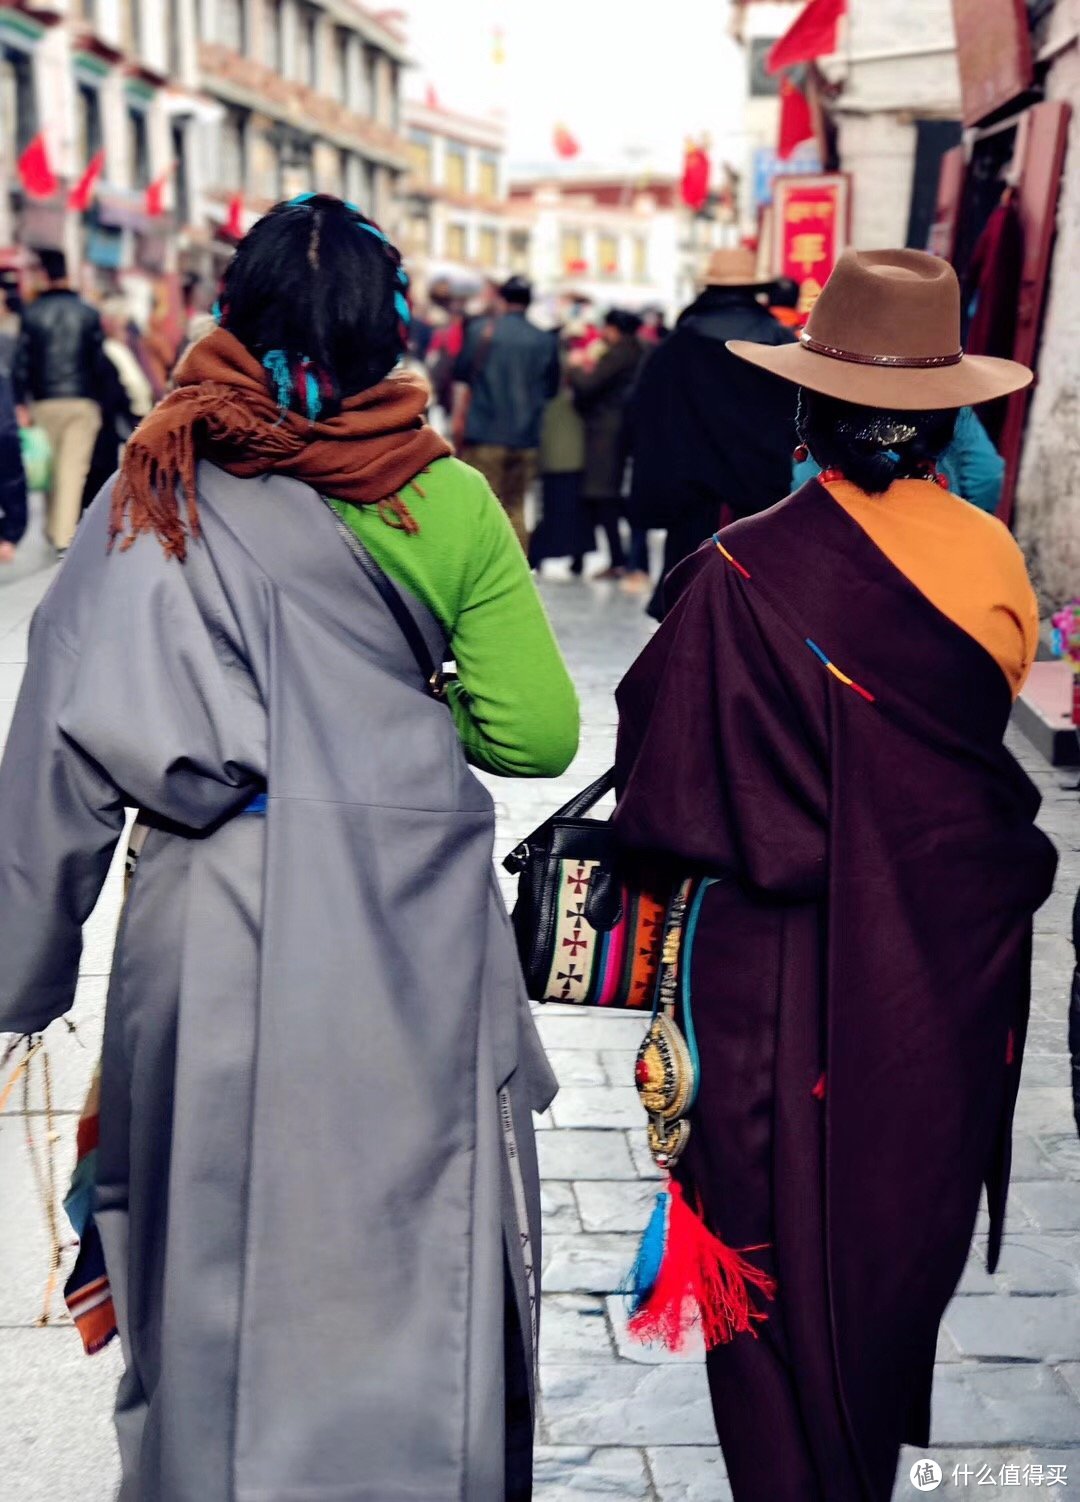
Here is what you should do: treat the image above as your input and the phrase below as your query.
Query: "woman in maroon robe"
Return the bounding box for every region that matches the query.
[614,250,1057,1500]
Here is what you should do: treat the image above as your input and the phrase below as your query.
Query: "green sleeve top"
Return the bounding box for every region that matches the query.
[328,456,580,778]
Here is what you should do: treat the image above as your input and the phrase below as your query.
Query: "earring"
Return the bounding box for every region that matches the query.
[793,443,809,463]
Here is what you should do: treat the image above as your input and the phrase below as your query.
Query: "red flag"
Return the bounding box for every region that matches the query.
[225,193,245,240]
[18,133,57,200]
[69,150,105,213]
[145,165,173,217]
[680,140,710,212]
[553,124,580,160]
[767,0,845,74]
[777,75,815,160]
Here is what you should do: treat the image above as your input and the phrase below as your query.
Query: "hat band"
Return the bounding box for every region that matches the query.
[799,331,963,369]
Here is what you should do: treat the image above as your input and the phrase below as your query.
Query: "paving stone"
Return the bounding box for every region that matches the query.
[1014,1182,1080,1233]
[533,1446,651,1499]
[628,1132,665,1181]
[537,1129,638,1181]
[542,1182,583,1233]
[545,1049,609,1087]
[0,1328,121,1502]
[542,1233,640,1294]
[1009,1132,1056,1180]
[551,1086,644,1131]
[575,1179,660,1235]
[1038,1133,1080,1178]
[541,1362,715,1445]
[540,1295,617,1362]
[648,1446,733,1502]
[1022,1055,1072,1089]
[945,1295,1080,1361]
[535,1011,650,1054]
[959,1235,1080,1295]
[894,1447,1067,1500]
[1014,1088,1077,1137]
[931,1363,1080,1445]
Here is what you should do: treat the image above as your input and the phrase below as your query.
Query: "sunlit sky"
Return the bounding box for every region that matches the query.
[399,0,749,178]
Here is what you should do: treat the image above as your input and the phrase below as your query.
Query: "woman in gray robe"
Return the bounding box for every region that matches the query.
[0,196,578,1501]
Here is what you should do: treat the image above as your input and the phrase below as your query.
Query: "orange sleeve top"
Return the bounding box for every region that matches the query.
[824,478,1040,699]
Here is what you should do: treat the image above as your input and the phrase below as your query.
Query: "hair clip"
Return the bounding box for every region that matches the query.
[262,349,292,415]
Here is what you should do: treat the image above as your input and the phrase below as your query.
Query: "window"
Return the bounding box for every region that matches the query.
[477,155,498,199]
[263,0,282,70]
[598,233,619,277]
[561,229,585,272]
[334,28,349,103]
[0,46,36,157]
[167,0,182,76]
[478,227,498,269]
[218,0,245,53]
[120,0,141,55]
[407,211,430,256]
[407,131,432,184]
[749,38,781,98]
[296,5,318,88]
[632,237,648,281]
[76,82,103,167]
[127,105,150,189]
[219,106,247,190]
[172,117,191,224]
[362,46,377,115]
[509,229,529,275]
[444,145,466,194]
[445,223,467,262]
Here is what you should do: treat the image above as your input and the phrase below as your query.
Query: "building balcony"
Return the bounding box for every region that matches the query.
[199,42,408,169]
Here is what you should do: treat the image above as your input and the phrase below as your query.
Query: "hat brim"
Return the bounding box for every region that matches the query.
[704,275,774,290]
[726,338,1033,410]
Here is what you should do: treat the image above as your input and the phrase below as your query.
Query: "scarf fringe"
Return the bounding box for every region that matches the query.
[624,1179,776,1352]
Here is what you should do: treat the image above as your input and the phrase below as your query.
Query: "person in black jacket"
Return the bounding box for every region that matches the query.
[626,247,798,618]
[569,309,644,579]
[13,249,104,553]
[0,371,28,563]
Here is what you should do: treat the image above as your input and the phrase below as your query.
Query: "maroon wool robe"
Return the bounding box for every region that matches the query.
[613,480,1057,1500]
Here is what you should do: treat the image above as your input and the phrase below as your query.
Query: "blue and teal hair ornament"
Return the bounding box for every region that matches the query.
[261,349,292,414]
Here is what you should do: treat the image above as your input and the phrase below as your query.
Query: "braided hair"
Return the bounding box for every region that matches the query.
[797,389,958,496]
[216,193,412,420]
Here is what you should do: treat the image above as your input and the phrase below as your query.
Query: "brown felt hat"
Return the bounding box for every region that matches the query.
[727,248,1033,410]
[702,246,771,289]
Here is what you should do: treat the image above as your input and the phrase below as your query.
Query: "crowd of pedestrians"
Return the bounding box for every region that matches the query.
[0,256,215,561]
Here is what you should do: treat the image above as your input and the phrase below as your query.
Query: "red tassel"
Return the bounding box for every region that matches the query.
[811,1072,827,1101]
[627,1180,775,1352]
[1005,1028,1015,1066]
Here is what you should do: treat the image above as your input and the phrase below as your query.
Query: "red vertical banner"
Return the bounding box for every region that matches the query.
[772,172,851,311]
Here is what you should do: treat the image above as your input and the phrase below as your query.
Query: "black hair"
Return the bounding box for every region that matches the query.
[771,277,800,309]
[797,389,958,495]
[500,275,532,308]
[605,308,643,338]
[218,195,407,418]
[38,249,68,283]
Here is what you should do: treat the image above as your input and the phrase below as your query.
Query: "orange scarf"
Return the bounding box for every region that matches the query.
[111,327,450,560]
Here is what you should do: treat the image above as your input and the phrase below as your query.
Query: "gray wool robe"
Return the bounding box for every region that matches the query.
[0,463,557,1502]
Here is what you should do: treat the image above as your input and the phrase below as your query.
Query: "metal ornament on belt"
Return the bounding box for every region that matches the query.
[634,881,698,1170]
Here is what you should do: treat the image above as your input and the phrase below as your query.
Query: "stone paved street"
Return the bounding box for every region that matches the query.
[2,552,1080,1500]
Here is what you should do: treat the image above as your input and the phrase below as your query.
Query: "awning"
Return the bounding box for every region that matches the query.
[767,0,845,75]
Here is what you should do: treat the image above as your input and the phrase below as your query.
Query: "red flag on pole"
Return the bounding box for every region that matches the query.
[553,124,580,160]
[225,193,245,239]
[767,0,845,74]
[145,164,174,217]
[680,139,711,212]
[18,133,57,200]
[777,75,815,159]
[69,150,105,213]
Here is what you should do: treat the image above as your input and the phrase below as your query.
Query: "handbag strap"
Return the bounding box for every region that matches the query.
[325,501,447,700]
[503,767,615,874]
